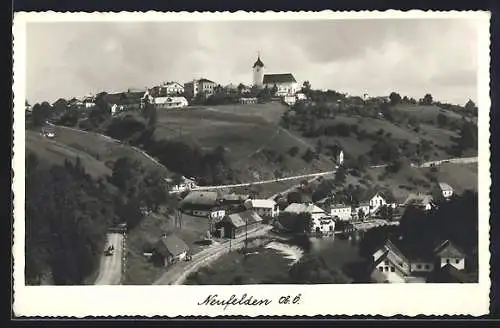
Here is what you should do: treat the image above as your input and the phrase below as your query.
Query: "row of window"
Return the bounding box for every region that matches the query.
[378,266,396,273]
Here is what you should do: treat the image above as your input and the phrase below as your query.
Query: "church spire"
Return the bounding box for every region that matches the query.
[253,52,264,68]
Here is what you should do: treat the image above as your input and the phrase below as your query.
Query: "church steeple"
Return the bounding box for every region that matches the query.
[252,52,264,68]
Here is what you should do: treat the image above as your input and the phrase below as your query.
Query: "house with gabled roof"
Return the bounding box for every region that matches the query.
[433,240,466,270]
[152,233,190,267]
[217,210,263,239]
[370,238,468,283]
[432,182,454,201]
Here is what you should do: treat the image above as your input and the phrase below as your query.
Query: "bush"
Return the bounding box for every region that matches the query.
[288,146,300,157]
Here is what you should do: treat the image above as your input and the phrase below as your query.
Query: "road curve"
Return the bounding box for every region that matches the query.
[153,225,273,285]
[95,233,124,285]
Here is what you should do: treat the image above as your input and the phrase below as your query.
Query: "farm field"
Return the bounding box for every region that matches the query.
[50,125,170,175]
[154,103,334,183]
[393,104,463,122]
[26,130,112,178]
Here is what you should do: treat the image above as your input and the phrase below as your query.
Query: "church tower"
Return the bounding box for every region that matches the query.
[252,53,264,87]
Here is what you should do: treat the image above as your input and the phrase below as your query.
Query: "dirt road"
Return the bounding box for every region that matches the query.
[153,225,273,285]
[95,233,124,285]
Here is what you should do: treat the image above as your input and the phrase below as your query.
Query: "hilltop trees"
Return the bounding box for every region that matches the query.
[32,102,52,126]
[389,92,402,106]
[420,93,434,105]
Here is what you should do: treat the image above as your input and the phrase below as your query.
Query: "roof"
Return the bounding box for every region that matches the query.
[198,78,216,84]
[438,182,453,192]
[222,193,250,201]
[433,263,474,283]
[181,191,221,206]
[162,81,184,87]
[330,203,351,209]
[155,234,189,257]
[284,203,325,215]
[104,92,145,105]
[433,240,465,258]
[245,199,276,209]
[153,96,188,104]
[225,210,263,228]
[372,248,410,276]
[253,56,265,68]
[403,193,433,206]
[263,73,297,84]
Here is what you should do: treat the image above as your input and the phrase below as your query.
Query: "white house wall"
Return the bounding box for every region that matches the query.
[440,257,465,270]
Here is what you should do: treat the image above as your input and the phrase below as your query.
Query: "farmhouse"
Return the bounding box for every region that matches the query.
[153,96,189,110]
[244,199,280,218]
[403,193,434,211]
[370,239,467,283]
[432,182,454,201]
[150,81,184,97]
[152,234,190,267]
[311,217,335,235]
[217,210,263,239]
[106,91,148,115]
[165,176,198,194]
[284,202,328,220]
[180,190,223,217]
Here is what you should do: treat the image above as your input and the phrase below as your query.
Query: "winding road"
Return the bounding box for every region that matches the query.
[153,225,273,285]
[95,233,124,285]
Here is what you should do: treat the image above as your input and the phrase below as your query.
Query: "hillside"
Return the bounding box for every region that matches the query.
[26,130,112,178]
[46,125,169,175]
[151,102,334,183]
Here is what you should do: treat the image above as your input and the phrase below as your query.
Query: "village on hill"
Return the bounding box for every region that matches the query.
[25,53,479,286]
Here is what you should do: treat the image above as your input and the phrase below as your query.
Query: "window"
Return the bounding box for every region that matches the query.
[379,267,383,272]
[417,264,422,269]
[424,265,430,270]
[384,260,389,265]
[384,267,389,272]
[446,259,450,264]
[390,267,395,272]
[455,259,460,264]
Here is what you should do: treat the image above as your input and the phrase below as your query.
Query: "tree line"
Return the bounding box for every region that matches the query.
[25,151,172,285]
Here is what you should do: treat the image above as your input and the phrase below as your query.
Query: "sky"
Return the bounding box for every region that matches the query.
[26,18,479,105]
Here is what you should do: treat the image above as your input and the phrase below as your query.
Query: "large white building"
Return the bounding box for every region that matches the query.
[252,55,298,96]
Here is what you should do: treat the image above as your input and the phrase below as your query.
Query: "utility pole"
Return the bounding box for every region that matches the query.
[245,216,248,249]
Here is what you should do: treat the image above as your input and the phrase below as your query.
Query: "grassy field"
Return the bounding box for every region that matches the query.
[393,104,463,122]
[296,114,460,161]
[363,162,478,202]
[154,103,334,184]
[185,246,292,285]
[50,125,170,175]
[123,210,212,284]
[26,130,112,178]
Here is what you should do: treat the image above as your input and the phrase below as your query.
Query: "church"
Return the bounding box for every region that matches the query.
[252,54,299,97]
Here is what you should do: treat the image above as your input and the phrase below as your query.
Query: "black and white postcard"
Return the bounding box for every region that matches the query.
[12,10,491,317]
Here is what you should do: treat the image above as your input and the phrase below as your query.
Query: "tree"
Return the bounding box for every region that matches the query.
[302,81,312,93]
[457,121,478,151]
[421,93,434,105]
[142,96,157,127]
[287,146,300,157]
[288,254,352,284]
[334,166,347,184]
[389,92,402,106]
[32,102,52,126]
[302,148,316,163]
[464,99,477,112]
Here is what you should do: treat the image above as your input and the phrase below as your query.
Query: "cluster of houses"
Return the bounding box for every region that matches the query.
[369,239,474,283]
[29,53,310,122]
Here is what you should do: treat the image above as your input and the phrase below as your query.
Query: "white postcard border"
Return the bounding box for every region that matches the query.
[12,10,491,317]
